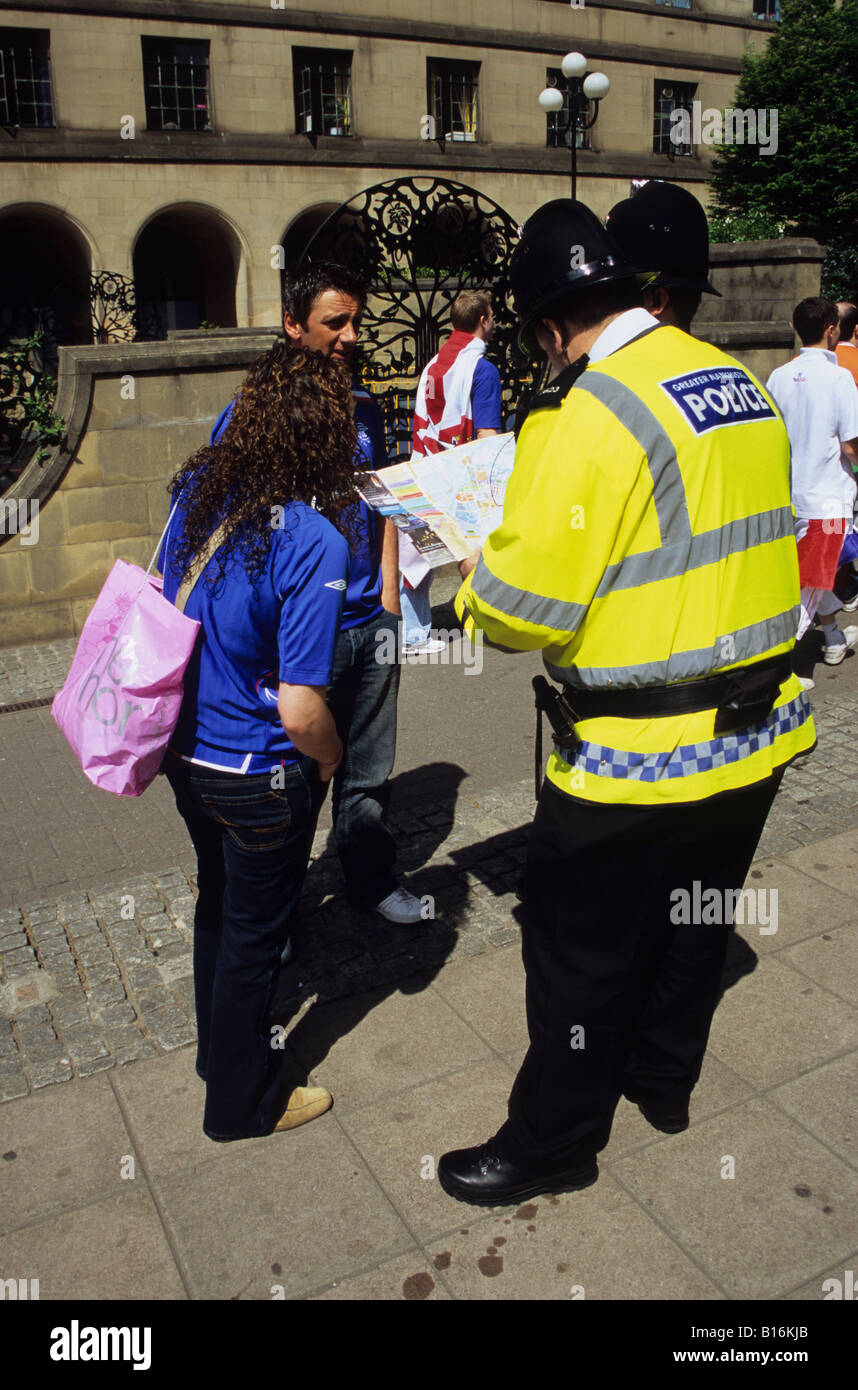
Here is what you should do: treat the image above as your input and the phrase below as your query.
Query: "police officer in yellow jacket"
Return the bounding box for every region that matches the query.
[438,200,816,1207]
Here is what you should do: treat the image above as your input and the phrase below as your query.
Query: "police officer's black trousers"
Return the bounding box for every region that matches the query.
[496,772,783,1169]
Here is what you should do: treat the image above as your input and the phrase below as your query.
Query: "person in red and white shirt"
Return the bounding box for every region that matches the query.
[404,291,502,652]
[766,296,858,682]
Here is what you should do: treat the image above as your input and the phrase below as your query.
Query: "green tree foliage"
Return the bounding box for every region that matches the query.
[710,0,858,299]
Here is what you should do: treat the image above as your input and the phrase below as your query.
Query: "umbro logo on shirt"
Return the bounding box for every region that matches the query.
[325,579,348,590]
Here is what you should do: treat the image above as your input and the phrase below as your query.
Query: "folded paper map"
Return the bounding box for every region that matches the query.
[356,433,516,579]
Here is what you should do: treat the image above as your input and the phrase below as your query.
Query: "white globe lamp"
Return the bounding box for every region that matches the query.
[583,72,611,101]
[561,52,588,80]
[538,87,564,112]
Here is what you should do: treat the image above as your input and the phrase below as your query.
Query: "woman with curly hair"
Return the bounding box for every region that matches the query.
[159,341,359,1142]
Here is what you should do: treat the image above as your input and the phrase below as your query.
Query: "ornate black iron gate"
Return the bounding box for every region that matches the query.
[294,175,539,460]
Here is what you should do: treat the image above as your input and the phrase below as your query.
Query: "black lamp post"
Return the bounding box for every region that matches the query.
[539,52,610,202]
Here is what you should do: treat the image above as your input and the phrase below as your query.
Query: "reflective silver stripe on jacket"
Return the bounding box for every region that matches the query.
[573,372,692,547]
[546,608,800,691]
[471,366,791,647]
[597,507,794,596]
[470,555,588,635]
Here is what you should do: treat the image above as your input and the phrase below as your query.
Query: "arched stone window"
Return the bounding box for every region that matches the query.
[133,204,239,337]
[0,204,92,355]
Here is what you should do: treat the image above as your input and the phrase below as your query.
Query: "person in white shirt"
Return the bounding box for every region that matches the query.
[766,297,858,676]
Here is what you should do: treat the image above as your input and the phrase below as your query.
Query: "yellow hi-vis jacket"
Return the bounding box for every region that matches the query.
[456,323,816,805]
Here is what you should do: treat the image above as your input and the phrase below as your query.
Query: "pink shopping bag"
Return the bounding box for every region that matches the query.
[51,507,202,796]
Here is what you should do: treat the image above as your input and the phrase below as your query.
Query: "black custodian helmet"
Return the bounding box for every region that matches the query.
[606,181,721,296]
[509,199,643,349]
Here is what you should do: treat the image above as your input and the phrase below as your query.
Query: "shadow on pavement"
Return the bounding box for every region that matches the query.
[269,760,531,1089]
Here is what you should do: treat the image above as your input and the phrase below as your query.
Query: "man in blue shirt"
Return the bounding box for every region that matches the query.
[213,262,424,924]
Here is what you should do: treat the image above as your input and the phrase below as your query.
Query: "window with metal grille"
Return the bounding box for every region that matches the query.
[0,28,52,127]
[142,37,212,132]
[293,48,352,136]
[544,69,592,150]
[752,0,781,18]
[428,59,479,142]
[653,80,696,156]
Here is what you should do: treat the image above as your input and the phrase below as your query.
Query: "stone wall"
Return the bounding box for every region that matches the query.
[0,334,278,647]
[696,237,825,381]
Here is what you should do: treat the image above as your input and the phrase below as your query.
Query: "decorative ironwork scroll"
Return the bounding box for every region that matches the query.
[90,272,162,343]
[295,176,541,458]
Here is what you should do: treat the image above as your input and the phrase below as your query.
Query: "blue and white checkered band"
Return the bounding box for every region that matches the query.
[557,692,811,782]
[660,366,776,437]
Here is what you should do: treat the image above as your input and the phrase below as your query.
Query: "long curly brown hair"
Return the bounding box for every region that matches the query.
[166,341,361,588]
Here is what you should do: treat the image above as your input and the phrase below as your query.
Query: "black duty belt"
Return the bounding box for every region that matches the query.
[532,655,793,798]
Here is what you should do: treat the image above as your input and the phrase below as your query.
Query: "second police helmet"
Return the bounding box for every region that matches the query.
[606,180,721,296]
[509,199,643,350]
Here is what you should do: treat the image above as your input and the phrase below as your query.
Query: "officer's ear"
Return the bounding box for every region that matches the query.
[642,286,670,319]
[536,316,566,364]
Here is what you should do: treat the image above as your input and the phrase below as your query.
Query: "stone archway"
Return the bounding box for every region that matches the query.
[0,204,93,353]
[133,204,240,337]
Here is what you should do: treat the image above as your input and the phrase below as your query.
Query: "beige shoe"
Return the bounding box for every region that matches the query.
[273,1085,333,1132]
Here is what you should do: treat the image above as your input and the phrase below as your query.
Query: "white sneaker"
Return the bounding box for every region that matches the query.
[403,638,446,656]
[798,675,815,692]
[373,887,426,924]
[280,936,293,965]
[822,625,858,665]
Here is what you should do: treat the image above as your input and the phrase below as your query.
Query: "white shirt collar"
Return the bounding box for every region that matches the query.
[799,346,838,365]
[587,308,661,364]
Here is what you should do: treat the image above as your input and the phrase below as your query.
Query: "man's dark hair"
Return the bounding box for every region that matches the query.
[793,296,838,346]
[840,302,858,343]
[283,260,367,327]
[665,287,702,333]
[544,277,644,337]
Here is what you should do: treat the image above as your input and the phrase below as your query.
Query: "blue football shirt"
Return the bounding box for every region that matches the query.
[471,357,503,433]
[160,492,349,773]
[211,384,387,631]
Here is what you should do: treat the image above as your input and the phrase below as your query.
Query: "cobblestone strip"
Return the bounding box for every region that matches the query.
[0,639,77,708]
[0,870,198,1101]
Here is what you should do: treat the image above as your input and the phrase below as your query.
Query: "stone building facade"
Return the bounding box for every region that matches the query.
[0,0,779,341]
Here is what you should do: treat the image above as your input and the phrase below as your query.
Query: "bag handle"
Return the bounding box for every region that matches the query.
[146,500,179,576]
[174,521,230,614]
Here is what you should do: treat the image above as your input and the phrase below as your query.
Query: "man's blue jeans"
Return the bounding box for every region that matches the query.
[165,751,322,1141]
[400,573,433,646]
[326,609,401,908]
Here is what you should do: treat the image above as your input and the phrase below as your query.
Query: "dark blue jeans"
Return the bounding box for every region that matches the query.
[165,751,322,1141]
[326,610,401,908]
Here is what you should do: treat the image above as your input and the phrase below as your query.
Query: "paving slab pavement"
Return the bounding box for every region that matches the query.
[1,613,857,1310]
